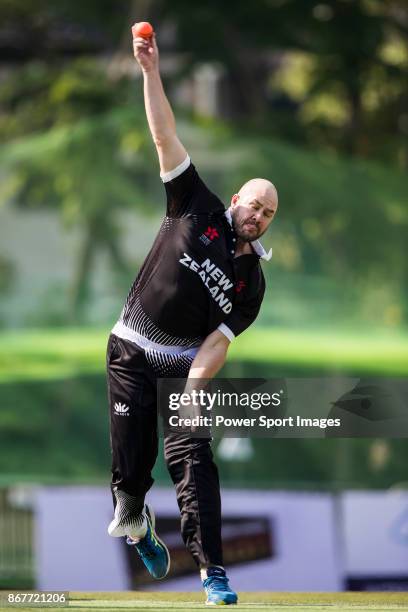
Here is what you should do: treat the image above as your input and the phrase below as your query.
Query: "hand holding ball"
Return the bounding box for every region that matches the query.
[131,21,157,71]
[132,22,154,39]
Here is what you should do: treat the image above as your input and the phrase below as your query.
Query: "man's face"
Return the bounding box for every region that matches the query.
[230,179,278,242]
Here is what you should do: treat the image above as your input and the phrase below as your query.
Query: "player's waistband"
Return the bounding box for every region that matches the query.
[111,321,200,358]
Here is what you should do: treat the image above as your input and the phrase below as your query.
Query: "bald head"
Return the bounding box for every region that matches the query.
[230,177,278,242]
[238,178,278,209]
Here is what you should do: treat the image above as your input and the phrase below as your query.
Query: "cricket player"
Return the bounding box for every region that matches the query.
[106,29,278,606]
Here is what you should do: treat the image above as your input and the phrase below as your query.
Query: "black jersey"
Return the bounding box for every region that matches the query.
[112,156,271,364]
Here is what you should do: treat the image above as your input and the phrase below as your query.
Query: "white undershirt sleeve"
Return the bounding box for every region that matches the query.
[217,323,235,342]
[160,155,191,183]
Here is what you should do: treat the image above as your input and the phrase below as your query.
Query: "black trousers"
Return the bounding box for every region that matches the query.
[106,333,223,567]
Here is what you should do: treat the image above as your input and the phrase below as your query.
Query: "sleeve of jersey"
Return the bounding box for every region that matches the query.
[217,275,266,341]
[161,155,225,218]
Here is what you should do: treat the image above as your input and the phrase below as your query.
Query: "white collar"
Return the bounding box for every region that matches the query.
[224,208,272,261]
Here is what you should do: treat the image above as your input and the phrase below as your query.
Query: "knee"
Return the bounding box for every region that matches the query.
[164,435,213,466]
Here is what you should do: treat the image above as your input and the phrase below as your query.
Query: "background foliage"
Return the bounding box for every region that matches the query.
[0,0,407,487]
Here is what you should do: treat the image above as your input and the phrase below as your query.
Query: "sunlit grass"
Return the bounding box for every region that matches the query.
[1,326,408,383]
[229,327,408,375]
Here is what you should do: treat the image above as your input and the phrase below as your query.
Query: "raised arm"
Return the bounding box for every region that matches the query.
[132,31,187,174]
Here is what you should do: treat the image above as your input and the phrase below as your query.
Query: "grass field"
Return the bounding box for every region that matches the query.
[1,326,408,383]
[1,592,408,611]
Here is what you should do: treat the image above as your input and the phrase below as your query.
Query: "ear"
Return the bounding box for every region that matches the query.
[231,194,239,207]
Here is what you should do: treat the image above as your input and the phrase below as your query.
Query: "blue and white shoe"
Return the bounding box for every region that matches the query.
[203,567,238,606]
[126,504,170,580]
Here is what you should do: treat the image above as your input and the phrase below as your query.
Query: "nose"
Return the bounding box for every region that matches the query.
[252,210,263,224]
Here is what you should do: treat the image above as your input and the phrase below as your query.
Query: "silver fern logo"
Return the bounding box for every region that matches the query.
[114,402,130,416]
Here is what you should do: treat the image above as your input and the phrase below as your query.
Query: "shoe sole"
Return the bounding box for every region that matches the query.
[145,503,171,580]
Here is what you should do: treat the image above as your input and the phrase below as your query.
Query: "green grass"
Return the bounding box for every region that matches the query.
[230,327,408,375]
[1,591,408,611]
[1,326,408,384]
[0,329,105,383]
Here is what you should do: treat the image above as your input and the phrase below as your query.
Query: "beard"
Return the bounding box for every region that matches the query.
[231,209,265,241]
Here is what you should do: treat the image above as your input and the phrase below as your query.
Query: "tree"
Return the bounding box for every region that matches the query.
[160,0,408,164]
[0,59,156,319]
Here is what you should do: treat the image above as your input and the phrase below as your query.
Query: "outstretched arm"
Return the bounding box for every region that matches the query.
[175,330,230,431]
[132,31,187,174]
[186,330,230,384]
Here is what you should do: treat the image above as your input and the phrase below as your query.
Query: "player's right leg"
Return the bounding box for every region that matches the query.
[165,433,237,603]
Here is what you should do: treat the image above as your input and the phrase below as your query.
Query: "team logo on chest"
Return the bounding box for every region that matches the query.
[199,226,219,246]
